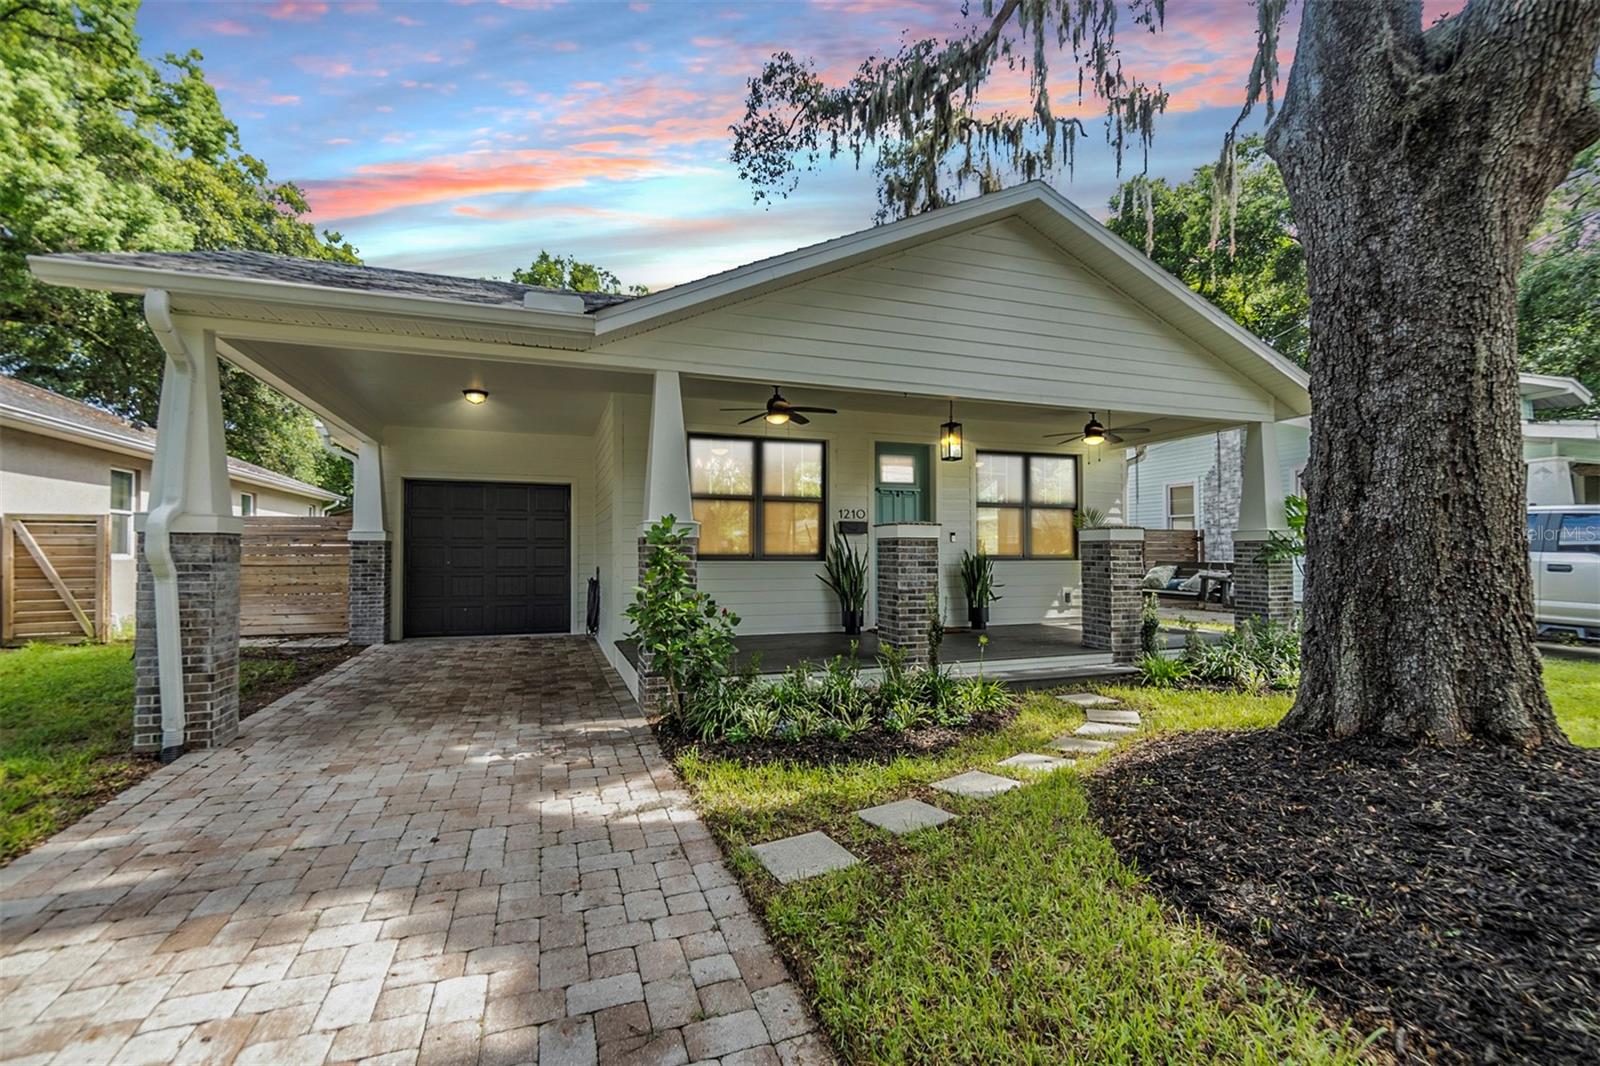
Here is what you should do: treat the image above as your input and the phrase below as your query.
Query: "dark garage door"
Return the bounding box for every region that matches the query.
[403,480,570,637]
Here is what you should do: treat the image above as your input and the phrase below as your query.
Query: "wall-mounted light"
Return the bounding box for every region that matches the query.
[939,401,964,462]
[462,389,489,405]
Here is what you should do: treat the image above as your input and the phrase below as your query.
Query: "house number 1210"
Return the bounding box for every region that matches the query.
[838,508,867,520]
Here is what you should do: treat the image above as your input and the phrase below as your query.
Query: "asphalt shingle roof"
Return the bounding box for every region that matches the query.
[0,373,337,499]
[52,250,636,312]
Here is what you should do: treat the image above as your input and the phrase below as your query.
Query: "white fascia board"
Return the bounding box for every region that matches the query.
[27,256,598,338]
[1518,372,1595,410]
[0,405,339,501]
[1523,419,1600,441]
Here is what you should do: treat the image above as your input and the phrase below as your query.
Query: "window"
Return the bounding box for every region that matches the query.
[1555,513,1600,553]
[690,436,825,558]
[239,492,255,517]
[975,452,1078,558]
[109,469,135,556]
[1166,483,1196,530]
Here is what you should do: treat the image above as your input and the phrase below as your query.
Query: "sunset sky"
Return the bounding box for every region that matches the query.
[135,0,1458,290]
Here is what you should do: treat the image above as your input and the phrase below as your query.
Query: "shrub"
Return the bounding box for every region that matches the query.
[1138,652,1192,689]
[1164,617,1302,692]
[1140,592,1162,656]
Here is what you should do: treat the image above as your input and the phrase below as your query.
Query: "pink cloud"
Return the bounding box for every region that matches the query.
[203,19,254,36]
[268,1,329,21]
[300,149,676,221]
[394,14,425,26]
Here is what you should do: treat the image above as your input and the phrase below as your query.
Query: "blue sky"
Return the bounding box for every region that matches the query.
[133,1,1455,290]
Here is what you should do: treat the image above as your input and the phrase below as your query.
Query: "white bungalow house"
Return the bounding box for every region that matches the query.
[1127,372,1599,599]
[1,373,338,632]
[28,182,1310,753]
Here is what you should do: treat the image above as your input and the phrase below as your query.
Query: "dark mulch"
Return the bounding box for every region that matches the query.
[238,645,362,720]
[654,706,1017,767]
[1088,730,1600,1064]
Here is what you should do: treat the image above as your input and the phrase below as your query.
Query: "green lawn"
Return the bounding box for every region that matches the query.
[677,658,1599,1064]
[0,642,348,864]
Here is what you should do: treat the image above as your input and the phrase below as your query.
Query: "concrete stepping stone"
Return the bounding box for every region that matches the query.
[1075,721,1136,738]
[1086,707,1142,725]
[856,799,956,835]
[931,771,1020,798]
[1051,735,1115,755]
[749,831,860,884]
[997,753,1074,773]
[1059,692,1119,708]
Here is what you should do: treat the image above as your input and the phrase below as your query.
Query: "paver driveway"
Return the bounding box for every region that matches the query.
[0,638,830,1066]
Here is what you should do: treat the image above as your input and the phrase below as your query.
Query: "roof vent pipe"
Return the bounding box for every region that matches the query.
[142,289,193,764]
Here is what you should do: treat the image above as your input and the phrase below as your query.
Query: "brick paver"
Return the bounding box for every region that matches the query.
[0,637,830,1065]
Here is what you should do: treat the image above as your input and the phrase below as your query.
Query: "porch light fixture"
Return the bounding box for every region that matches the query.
[1080,414,1107,446]
[462,389,489,405]
[939,401,964,461]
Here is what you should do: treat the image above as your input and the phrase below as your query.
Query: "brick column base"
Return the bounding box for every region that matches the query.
[134,531,242,753]
[348,539,391,646]
[1231,532,1296,627]
[875,524,941,663]
[1081,528,1146,663]
[636,531,698,715]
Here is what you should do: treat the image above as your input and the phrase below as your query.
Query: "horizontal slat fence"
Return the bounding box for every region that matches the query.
[240,515,351,637]
[1,515,110,645]
[1144,528,1204,568]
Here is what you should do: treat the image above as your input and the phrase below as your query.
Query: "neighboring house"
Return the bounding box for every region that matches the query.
[29,181,1313,734]
[1,374,340,628]
[1126,372,1600,598]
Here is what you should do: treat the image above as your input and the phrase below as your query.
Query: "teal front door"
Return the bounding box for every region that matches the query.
[875,443,931,523]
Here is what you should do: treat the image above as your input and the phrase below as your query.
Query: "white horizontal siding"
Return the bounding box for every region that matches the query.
[597,218,1276,421]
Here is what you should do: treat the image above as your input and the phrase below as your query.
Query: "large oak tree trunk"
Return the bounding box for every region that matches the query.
[1267,0,1600,745]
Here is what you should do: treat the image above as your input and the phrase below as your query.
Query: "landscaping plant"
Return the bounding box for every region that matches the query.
[1139,618,1302,693]
[1140,591,1162,657]
[816,536,869,634]
[958,549,1003,630]
[625,515,741,734]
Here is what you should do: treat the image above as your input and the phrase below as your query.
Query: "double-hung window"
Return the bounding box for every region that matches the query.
[975,452,1078,558]
[109,469,136,556]
[1166,484,1196,530]
[690,436,825,559]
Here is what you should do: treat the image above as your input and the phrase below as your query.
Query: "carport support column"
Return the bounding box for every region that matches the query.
[1232,421,1295,628]
[134,316,243,755]
[637,370,698,713]
[1080,527,1146,663]
[347,440,390,646]
[875,523,941,663]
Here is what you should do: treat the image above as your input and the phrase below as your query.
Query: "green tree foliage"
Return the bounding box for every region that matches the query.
[1106,138,1308,366]
[1518,142,1599,418]
[0,0,357,490]
[510,250,647,295]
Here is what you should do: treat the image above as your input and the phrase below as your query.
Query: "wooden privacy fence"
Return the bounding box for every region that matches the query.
[1,515,110,646]
[241,515,351,637]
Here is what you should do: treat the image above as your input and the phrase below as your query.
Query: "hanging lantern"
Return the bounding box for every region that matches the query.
[939,401,964,462]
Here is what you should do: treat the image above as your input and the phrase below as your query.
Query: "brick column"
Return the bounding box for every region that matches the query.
[1231,532,1296,627]
[347,539,390,645]
[875,523,941,663]
[1080,527,1146,663]
[134,531,241,753]
[635,531,698,714]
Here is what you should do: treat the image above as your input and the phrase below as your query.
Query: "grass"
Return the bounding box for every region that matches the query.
[676,657,1600,1064]
[0,641,352,864]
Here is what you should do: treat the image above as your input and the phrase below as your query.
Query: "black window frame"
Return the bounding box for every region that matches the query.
[689,434,828,561]
[975,450,1080,560]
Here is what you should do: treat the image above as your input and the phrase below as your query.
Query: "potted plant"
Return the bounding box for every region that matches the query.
[818,536,868,635]
[959,549,1003,630]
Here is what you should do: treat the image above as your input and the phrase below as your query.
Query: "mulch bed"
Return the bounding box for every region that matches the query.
[239,645,363,719]
[1088,730,1600,1064]
[654,706,1017,767]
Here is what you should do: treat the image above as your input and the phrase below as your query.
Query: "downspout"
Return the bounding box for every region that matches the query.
[142,290,193,764]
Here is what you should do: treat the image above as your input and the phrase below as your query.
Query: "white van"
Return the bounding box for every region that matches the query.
[1528,505,1600,642]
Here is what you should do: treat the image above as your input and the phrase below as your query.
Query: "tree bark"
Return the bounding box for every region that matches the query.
[1267,0,1600,745]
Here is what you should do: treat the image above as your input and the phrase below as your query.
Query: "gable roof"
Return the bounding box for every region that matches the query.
[29,182,1311,419]
[0,374,340,502]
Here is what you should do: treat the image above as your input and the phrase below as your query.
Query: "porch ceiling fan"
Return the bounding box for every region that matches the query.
[722,385,838,426]
[1045,412,1151,446]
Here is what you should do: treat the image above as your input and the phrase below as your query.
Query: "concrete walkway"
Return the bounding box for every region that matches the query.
[0,638,828,1066]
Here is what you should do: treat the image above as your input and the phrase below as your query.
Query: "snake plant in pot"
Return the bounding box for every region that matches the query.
[959,549,1003,630]
[818,536,868,635]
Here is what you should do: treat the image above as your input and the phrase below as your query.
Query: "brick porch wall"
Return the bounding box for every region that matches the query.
[348,540,391,646]
[875,525,941,664]
[1231,532,1296,627]
[134,531,242,753]
[1080,528,1146,663]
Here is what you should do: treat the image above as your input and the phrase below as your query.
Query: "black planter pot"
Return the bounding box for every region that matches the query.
[841,609,863,636]
[967,605,989,630]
